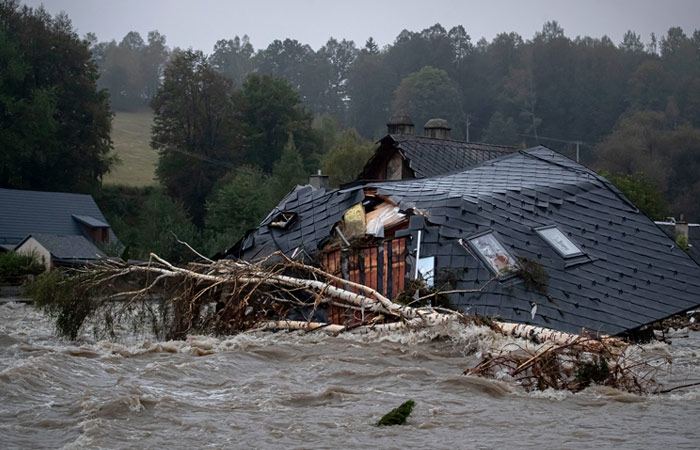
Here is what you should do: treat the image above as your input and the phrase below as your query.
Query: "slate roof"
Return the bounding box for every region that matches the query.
[229,146,700,336]
[360,134,516,179]
[17,233,106,262]
[0,188,117,247]
[72,214,110,228]
[656,222,700,265]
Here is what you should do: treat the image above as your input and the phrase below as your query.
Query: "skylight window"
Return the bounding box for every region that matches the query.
[536,225,584,258]
[466,231,518,276]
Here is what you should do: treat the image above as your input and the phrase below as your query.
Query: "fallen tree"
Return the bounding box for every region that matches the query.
[28,251,669,394]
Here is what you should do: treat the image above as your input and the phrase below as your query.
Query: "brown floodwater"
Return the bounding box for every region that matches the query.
[0,302,698,449]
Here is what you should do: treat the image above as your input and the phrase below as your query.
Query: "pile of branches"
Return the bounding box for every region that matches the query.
[466,336,669,394]
[61,251,469,340]
[32,250,677,395]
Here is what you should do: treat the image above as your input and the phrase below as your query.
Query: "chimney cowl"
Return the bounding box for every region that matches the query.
[424,118,451,139]
[387,113,415,135]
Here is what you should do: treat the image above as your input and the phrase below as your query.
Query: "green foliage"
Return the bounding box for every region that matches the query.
[596,110,700,219]
[0,252,43,283]
[92,30,169,111]
[205,166,275,252]
[210,35,254,86]
[151,49,241,225]
[240,74,321,173]
[134,190,201,263]
[271,134,308,199]
[482,112,520,145]
[96,186,200,263]
[601,171,668,220]
[0,1,113,192]
[321,129,375,187]
[517,257,549,295]
[391,66,464,137]
[376,400,415,426]
[26,270,96,340]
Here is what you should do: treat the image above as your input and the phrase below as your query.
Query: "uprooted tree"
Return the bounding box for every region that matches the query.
[29,251,675,394]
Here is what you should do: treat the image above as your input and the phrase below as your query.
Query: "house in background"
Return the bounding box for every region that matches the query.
[358,115,516,181]
[0,188,119,269]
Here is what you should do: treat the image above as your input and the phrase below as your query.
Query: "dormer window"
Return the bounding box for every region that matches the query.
[72,214,110,243]
[269,211,297,229]
[465,231,518,277]
[536,225,584,258]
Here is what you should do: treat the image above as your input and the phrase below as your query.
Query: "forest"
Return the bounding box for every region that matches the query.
[2,0,699,261]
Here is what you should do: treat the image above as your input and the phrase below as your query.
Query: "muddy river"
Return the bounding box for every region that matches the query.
[0,302,698,449]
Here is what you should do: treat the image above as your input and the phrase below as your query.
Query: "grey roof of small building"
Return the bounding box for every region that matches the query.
[0,188,116,246]
[361,134,517,179]
[17,233,105,261]
[228,146,700,336]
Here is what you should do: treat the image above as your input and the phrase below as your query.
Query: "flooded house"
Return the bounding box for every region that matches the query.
[0,188,119,269]
[226,118,700,336]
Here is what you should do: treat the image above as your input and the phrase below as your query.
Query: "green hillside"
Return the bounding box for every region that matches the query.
[104,110,158,186]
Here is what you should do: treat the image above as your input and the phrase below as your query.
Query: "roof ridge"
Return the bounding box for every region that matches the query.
[520,147,640,213]
[0,187,95,198]
[390,134,517,150]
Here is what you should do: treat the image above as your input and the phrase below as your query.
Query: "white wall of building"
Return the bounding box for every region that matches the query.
[15,237,52,271]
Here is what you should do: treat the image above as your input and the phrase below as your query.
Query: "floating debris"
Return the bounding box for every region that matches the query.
[377,400,415,426]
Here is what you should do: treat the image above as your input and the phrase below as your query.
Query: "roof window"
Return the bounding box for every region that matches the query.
[536,225,584,258]
[464,231,518,277]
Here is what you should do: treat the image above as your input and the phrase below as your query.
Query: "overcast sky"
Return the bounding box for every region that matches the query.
[25,0,700,51]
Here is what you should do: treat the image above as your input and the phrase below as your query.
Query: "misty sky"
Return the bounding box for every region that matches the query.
[26,0,700,51]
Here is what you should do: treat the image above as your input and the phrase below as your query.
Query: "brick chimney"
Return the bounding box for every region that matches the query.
[387,113,415,135]
[309,169,329,190]
[424,118,451,139]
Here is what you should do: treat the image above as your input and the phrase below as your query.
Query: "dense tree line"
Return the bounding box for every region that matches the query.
[94,23,700,143]
[93,23,700,221]
[3,0,700,260]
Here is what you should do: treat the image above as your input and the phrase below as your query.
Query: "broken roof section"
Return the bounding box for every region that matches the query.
[228,147,700,336]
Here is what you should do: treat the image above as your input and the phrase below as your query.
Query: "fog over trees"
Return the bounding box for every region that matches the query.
[92,22,700,219]
[2,0,700,258]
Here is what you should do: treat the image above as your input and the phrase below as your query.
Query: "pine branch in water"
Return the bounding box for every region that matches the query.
[376,400,415,426]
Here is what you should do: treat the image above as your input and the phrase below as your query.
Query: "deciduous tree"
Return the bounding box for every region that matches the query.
[151,49,241,225]
[0,0,113,192]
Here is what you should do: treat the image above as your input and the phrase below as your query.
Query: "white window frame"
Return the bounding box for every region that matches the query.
[535,225,584,258]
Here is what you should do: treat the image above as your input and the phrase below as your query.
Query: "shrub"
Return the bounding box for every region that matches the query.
[25,271,97,340]
[0,252,44,283]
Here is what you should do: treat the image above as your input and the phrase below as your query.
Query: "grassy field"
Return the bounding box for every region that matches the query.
[104,109,158,186]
